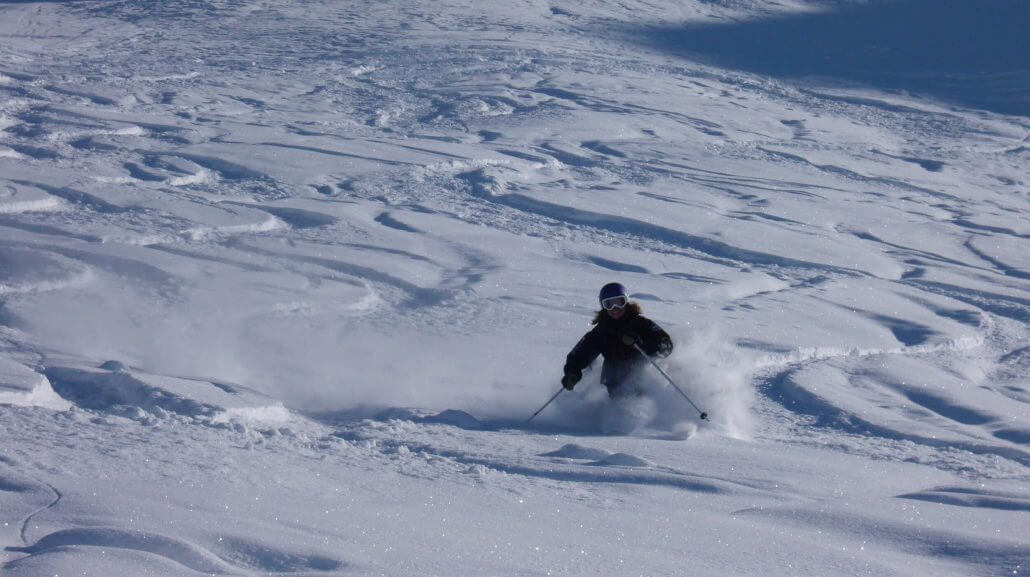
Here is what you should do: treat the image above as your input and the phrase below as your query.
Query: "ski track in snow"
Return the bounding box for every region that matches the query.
[0,1,1027,576]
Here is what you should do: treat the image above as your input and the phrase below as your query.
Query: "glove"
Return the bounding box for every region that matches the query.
[656,339,673,358]
[561,371,581,390]
[621,333,639,347]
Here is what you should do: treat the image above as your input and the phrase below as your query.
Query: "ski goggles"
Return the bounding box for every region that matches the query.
[600,295,628,310]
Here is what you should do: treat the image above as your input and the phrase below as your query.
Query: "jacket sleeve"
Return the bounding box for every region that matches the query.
[636,317,673,357]
[564,329,602,376]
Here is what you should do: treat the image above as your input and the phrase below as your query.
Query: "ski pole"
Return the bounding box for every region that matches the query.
[633,343,708,420]
[527,387,565,422]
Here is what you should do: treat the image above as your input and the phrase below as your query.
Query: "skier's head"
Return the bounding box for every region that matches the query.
[598,282,629,319]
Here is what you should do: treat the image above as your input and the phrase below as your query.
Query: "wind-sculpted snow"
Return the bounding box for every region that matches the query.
[1,0,1027,575]
[0,182,63,214]
[899,485,1030,513]
[11,528,238,574]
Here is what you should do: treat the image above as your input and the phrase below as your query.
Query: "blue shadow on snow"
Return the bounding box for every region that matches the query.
[627,0,1029,116]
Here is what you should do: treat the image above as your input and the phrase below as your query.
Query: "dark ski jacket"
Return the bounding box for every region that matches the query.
[563,303,673,389]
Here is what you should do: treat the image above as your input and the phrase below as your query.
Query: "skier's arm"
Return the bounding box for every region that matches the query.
[636,318,673,358]
[563,329,602,381]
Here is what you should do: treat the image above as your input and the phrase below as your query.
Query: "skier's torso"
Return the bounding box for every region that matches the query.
[589,313,654,363]
[563,305,672,387]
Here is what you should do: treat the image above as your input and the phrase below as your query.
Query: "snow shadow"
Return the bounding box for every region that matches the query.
[764,367,1030,467]
[8,527,346,575]
[626,0,1029,115]
[44,366,215,418]
[898,486,1030,512]
[310,406,609,438]
[327,423,734,494]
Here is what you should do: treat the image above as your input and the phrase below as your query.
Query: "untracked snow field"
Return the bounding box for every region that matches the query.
[0,1,1027,576]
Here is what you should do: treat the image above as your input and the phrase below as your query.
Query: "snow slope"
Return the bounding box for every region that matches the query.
[0,1,1027,575]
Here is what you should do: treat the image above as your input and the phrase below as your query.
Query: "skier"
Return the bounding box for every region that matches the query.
[561,282,673,398]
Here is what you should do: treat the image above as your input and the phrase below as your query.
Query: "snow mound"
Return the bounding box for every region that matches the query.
[0,247,92,297]
[540,443,612,460]
[98,360,128,372]
[425,409,483,429]
[898,486,1030,512]
[372,407,483,430]
[212,535,345,573]
[0,473,36,494]
[0,358,72,411]
[42,363,278,421]
[12,528,234,574]
[0,183,63,214]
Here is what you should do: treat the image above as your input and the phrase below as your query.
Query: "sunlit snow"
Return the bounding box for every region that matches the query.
[1,1,1027,576]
